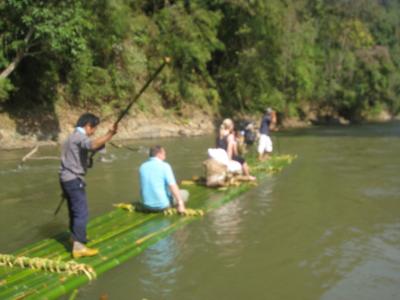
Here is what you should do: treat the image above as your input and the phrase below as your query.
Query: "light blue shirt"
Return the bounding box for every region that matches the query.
[139,157,177,209]
[76,127,86,135]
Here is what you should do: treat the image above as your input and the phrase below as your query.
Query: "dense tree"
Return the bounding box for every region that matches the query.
[0,0,91,102]
[0,0,399,120]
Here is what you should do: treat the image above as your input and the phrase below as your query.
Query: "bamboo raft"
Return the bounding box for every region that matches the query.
[0,154,295,299]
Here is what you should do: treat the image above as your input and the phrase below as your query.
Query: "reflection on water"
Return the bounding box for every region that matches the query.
[139,219,178,297]
[209,200,244,265]
[1,123,400,299]
[252,179,275,214]
[321,223,400,300]
[362,187,400,199]
[135,219,193,299]
[203,179,276,269]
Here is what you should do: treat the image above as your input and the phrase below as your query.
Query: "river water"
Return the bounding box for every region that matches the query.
[1,122,400,300]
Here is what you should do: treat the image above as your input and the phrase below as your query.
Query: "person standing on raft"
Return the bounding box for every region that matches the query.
[59,113,117,258]
[258,108,276,161]
[139,145,188,213]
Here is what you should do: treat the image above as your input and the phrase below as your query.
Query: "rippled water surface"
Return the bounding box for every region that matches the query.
[1,122,400,300]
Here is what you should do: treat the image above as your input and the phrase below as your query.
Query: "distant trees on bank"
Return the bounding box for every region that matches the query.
[1,0,399,121]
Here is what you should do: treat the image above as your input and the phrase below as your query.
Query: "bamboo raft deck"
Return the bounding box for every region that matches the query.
[0,155,295,300]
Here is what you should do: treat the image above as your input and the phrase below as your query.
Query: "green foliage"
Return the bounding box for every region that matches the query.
[152,1,223,109]
[0,0,399,121]
[1,0,91,62]
[0,78,13,103]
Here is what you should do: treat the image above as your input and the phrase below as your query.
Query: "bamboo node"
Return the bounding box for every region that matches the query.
[0,253,97,280]
[163,208,204,217]
[113,203,134,212]
[180,180,195,186]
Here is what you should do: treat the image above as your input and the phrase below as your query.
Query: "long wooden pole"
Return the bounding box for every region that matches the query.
[55,57,170,216]
[115,57,171,126]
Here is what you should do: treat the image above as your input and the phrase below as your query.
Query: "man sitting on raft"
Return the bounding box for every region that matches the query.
[139,145,188,213]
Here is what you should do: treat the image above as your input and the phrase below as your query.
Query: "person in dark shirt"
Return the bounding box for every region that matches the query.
[257,108,276,161]
[216,118,256,180]
[60,113,117,258]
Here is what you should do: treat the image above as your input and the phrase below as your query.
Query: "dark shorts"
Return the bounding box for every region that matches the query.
[233,155,245,165]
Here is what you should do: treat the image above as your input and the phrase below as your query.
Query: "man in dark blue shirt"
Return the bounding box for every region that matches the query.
[257,108,276,161]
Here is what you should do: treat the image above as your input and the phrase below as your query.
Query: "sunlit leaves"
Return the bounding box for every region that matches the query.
[0,0,399,120]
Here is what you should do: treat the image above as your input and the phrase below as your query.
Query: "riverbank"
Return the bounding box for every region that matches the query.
[0,103,216,150]
[0,102,396,150]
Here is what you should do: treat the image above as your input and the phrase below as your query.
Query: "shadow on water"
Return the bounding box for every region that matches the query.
[1,55,61,142]
[37,221,71,253]
[13,224,72,255]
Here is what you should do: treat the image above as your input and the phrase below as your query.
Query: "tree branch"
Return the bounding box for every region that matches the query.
[0,28,34,79]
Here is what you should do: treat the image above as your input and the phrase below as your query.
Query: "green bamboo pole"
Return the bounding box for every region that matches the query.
[8,210,127,271]
[0,183,250,298]
[1,203,191,289]
[13,186,213,262]
[36,218,191,299]
[8,231,160,298]
[2,220,163,299]
[16,189,209,258]
[17,216,191,298]
[2,180,212,292]
[1,156,282,294]
[14,209,126,257]
[1,205,202,296]
[68,289,79,300]
[2,287,38,300]
[0,255,95,300]
[1,209,178,289]
[0,214,153,288]
[0,274,57,299]
[1,209,146,282]
[0,155,295,299]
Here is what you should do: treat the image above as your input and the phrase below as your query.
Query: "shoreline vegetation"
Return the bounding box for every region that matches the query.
[1,1,400,149]
[0,103,217,150]
[0,103,396,150]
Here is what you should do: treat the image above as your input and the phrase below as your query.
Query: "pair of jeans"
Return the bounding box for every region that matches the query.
[60,178,88,243]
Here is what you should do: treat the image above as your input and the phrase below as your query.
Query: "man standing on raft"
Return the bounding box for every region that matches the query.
[59,113,117,258]
[258,108,276,161]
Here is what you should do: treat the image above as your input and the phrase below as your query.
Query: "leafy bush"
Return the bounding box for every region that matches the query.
[0,0,399,122]
[0,78,13,103]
